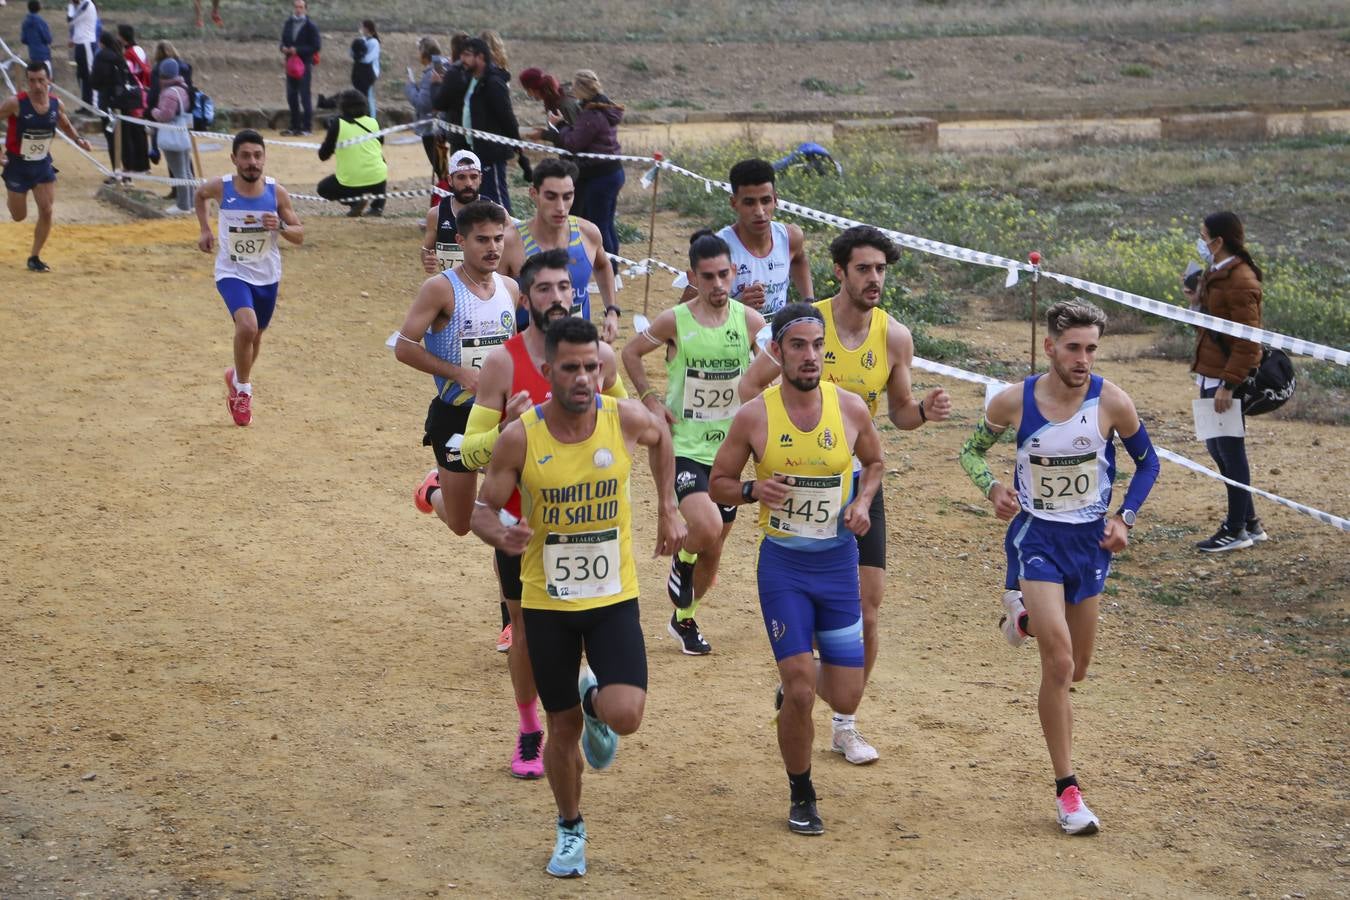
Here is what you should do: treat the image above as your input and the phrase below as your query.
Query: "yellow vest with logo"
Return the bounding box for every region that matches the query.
[817,299,889,417]
[755,382,855,549]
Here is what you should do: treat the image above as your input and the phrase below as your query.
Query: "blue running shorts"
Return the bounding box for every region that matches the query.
[1004,512,1113,605]
[217,278,279,330]
[756,537,863,667]
[2,159,57,194]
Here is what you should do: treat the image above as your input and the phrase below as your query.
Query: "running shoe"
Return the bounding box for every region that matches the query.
[666,556,695,609]
[211,9,224,25]
[546,817,587,877]
[831,728,879,765]
[999,589,1030,648]
[1056,785,1100,836]
[511,729,544,779]
[496,622,512,653]
[230,390,253,426]
[668,613,711,655]
[26,255,50,272]
[413,468,439,514]
[1195,522,1253,552]
[1245,519,1269,543]
[577,668,618,770]
[788,799,824,836]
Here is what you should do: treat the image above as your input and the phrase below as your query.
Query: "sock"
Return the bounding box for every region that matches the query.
[500,601,510,629]
[560,814,583,829]
[831,712,856,733]
[232,371,249,393]
[1019,613,1032,638]
[1055,774,1078,797]
[518,700,541,734]
[787,768,815,804]
[581,684,597,719]
[674,599,700,623]
[676,548,698,566]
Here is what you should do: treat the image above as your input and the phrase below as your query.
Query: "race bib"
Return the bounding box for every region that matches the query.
[435,241,464,271]
[768,472,842,540]
[460,333,508,371]
[227,226,271,262]
[20,130,53,162]
[544,528,621,600]
[1029,452,1099,512]
[682,367,741,421]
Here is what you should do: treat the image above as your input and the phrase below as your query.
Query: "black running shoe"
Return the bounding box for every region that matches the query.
[788,799,824,836]
[667,556,695,608]
[667,612,711,655]
[1196,522,1253,553]
[26,255,50,272]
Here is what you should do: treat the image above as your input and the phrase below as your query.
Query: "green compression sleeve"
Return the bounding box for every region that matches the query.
[959,418,1006,498]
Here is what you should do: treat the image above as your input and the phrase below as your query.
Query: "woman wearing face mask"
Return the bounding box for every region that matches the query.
[1188,211,1267,552]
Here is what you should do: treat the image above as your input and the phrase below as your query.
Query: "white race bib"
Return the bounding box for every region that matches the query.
[1029,452,1100,512]
[460,333,508,371]
[227,226,271,263]
[20,130,53,162]
[682,367,741,421]
[768,472,842,540]
[544,528,621,600]
[435,241,464,271]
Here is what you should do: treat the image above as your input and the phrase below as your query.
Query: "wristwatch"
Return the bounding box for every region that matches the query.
[741,480,757,503]
[1117,508,1136,528]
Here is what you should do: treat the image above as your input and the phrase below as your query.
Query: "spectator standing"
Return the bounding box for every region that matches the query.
[150,58,195,214]
[316,88,387,217]
[404,37,446,180]
[147,40,194,190]
[280,0,321,136]
[116,23,151,174]
[545,69,625,259]
[90,31,144,177]
[520,67,580,129]
[65,0,97,104]
[22,2,54,78]
[356,19,380,119]
[453,36,519,212]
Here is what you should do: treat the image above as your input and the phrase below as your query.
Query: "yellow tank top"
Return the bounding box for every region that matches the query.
[817,299,889,417]
[755,382,855,550]
[519,397,638,611]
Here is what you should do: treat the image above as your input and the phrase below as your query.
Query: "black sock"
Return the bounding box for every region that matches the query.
[1019,612,1033,638]
[1055,774,1078,797]
[426,485,439,503]
[560,814,583,829]
[500,601,509,629]
[581,685,597,719]
[788,768,815,804]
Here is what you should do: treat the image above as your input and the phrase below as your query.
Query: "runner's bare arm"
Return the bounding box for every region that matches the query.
[843,391,884,535]
[619,398,686,556]
[710,398,789,509]
[273,186,304,245]
[678,284,698,305]
[498,226,523,278]
[739,348,781,402]
[194,177,224,252]
[787,223,814,301]
[620,309,677,425]
[744,308,768,359]
[598,341,628,398]
[55,108,91,149]
[420,206,439,272]
[470,421,532,555]
[581,219,620,342]
[0,96,17,119]
[884,317,949,429]
[393,276,473,389]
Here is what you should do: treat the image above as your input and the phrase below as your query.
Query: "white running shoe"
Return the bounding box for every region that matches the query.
[1056,785,1100,835]
[999,590,1029,648]
[830,728,879,765]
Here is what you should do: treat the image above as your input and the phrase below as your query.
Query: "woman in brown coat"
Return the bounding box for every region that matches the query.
[1189,210,1267,551]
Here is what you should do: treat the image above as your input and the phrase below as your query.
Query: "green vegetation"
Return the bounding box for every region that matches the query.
[1119,63,1154,78]
[885,68,916,81]
[800,78,867,97]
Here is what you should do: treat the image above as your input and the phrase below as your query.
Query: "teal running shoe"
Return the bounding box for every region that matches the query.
[578,667,618,770]
[546,817,587,877]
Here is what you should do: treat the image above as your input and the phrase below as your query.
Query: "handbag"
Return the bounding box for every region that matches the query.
[159,87,193,152]
[285,53,305,80]
[1237,347,1296,416]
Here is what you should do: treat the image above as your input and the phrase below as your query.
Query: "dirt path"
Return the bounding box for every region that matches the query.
[1,142,1347,898]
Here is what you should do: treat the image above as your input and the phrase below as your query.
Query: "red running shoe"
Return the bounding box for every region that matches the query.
[414,468,439,514]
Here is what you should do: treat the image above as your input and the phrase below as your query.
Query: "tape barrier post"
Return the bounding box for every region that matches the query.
[639,152,664,332]
[112,118,122,186]
[1029,250,1042,372]
[190,130,205,189]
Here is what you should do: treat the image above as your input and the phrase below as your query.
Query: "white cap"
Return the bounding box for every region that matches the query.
[448,150,482,172]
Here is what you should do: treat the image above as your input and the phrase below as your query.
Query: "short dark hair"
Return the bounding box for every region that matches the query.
[531,157,578,190]
[232,129,265,154]
[28,1,41,14]
[771,302,825,345]
[1045,299,1108,339]
[519,248,571,295]
[544,315,599,361]
[688,228,731,270]
[116,23,135,45]
[830,225,899,269]
[27,59,48,75]
[462,37,490,59]
[338,88,368,119]
[729,158,775,193]
[455,199,508,236]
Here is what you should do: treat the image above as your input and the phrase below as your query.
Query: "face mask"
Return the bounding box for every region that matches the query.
[1196,237,1214,264]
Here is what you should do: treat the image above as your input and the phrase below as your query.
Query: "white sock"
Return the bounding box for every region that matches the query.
[237,381,253,395]
[831,713,856,733]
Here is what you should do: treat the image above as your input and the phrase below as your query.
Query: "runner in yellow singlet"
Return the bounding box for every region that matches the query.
[741,225,952,764]
[470,315,684,879]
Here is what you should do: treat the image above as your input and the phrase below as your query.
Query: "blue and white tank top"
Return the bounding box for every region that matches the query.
[718,221,791,316]
[426,269,516,405]
[1014,374,1116,525]
[214,175,282,286]
[518,216,593,319]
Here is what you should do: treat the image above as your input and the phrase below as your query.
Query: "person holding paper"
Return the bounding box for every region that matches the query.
[1187,211,1267,552]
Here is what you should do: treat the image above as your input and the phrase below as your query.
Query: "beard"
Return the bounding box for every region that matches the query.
[530,303,569,332]
[786,373,820,392]
[557,387,593,413]
[454,187,478,204]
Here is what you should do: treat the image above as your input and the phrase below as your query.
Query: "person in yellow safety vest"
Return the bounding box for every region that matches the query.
[316,88,388,217]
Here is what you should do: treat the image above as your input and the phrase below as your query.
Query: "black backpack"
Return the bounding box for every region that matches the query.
[1238,346,1296,416]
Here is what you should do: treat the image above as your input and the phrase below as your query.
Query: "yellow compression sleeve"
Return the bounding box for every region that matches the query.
[461,403,503,471]
[602,375,629,399]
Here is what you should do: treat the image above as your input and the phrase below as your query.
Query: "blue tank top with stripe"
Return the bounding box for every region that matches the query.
[518,215,593,319]
[425,269,516,405]
[1013,374,1117,524]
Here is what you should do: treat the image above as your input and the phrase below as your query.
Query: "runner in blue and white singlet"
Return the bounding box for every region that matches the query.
[426,268,516,406]
[718,220,793,316]
[214,174,283,286]
[519,215,592,319]
[1012,374,1116,525]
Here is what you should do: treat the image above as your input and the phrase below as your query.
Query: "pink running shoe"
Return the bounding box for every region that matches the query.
[511,729,544,779]
[1056,785,1100,835]
[224,367,239,409]
[413,469,439,514]
[224,368,252,426]
[496,622,512,653]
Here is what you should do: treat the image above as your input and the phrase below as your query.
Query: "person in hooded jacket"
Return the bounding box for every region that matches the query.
[544,69,624,258]
[444,37,519,212]
[149,58,195,213]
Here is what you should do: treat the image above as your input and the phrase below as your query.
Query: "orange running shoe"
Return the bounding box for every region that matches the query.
[413,469,439,514]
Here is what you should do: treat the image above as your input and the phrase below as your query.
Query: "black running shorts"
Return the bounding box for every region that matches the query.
[854,485,886,569]
[522,598,647,713]
[674,456,737,524]
[494,548,522,602]
[423,397,473,474]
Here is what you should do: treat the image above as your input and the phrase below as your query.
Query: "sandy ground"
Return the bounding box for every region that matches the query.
[0,139,1347,898]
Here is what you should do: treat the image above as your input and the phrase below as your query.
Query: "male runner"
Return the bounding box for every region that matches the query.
[419,149,522,274]
[679,158,812,316]
[458,248,629,778]
[710,303,883,836]
[194,129,304,426]
[396,200,518,536]
[741,225,952,764]
[500,157,620,343]
[958,299,1160,835]
[620,229,766,655]
[471,315,684,877]
[1,61,92,272]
